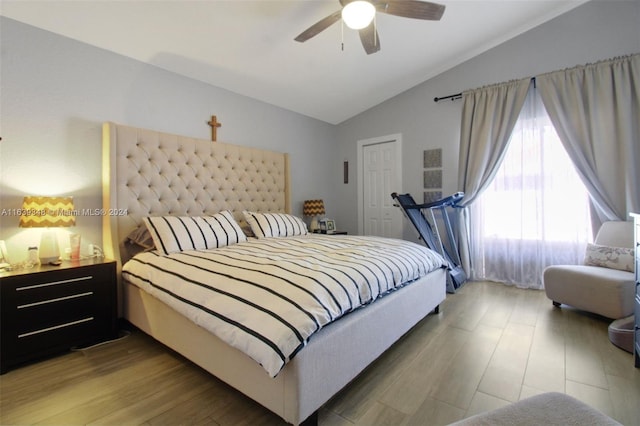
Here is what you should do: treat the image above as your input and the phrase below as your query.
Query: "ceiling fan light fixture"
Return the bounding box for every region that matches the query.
[341,1,376,30]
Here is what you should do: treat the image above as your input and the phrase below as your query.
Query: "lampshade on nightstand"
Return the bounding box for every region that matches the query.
[303,199,325,232]
[19,196,75,264]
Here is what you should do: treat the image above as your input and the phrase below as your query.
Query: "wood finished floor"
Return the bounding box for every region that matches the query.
[1,281,639,425]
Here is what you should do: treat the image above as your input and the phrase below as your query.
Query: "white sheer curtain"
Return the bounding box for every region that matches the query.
[469,86,592,289]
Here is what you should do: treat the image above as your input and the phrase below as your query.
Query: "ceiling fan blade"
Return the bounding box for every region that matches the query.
[359,22,381,55]
[294,10,342,42]
[376,0,445,20]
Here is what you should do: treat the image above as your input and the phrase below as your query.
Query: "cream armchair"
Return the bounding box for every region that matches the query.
[543,221,635,319]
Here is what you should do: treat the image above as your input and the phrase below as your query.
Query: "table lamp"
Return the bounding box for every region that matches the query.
[303,199,325,232]
[19,196,75,264]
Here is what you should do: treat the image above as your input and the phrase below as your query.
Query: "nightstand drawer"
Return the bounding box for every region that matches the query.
[13,316,99,358]
[15,292,97,333]
[14,274,97,305]
[1,259,117,373]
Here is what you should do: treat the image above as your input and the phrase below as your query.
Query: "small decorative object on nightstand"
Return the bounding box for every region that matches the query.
[319,218,336,234]
[631,212,639,368]
[0,258,117,373]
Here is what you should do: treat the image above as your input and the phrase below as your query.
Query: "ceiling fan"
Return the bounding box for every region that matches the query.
[294,0,446,55]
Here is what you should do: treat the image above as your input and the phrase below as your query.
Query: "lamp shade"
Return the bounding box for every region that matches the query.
[19,196,75,228]
[303,199,325,217]
[19,196,75,265]
[342,1,376,30]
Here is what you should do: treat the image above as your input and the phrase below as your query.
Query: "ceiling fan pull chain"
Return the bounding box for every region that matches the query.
[341,20,345,51]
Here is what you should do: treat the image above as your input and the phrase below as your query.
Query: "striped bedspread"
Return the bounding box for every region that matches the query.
[122,234,445,377]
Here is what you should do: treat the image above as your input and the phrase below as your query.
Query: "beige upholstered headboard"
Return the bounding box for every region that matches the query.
[102,122,291,271]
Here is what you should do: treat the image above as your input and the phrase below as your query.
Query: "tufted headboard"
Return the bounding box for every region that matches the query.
[102,121,291,270]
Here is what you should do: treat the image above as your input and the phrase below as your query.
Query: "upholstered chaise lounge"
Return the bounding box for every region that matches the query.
[543,221,635,319]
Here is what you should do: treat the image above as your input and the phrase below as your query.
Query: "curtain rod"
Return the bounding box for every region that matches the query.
[433,93,462,102]
[434,77,537,103]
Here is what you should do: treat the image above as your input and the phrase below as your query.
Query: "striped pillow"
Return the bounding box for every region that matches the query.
[143,211,247,255]
[243,211,308,239]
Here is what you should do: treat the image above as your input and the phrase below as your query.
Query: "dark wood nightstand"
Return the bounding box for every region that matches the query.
[0,258,117,373]
[312,230,348,235]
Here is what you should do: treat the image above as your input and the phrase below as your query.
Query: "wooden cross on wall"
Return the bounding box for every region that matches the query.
[207,115,222,142]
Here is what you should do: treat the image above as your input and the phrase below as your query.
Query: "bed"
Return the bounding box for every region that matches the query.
[101,121,447,425]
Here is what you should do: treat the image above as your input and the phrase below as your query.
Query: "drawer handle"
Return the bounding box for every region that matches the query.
[17,276,93,291]
[17,292,93,309]
[18,317,94,338]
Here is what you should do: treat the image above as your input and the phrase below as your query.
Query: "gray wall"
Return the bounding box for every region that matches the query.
[0,17,337,260]
[335,0,640,239]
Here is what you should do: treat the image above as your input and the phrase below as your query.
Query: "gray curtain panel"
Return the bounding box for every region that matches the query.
[537,54,640,228]
[456,78,531,274]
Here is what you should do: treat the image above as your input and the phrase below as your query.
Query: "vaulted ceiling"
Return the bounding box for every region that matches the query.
[1,0,586,124]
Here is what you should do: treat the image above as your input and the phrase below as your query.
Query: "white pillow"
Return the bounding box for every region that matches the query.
[242,211,308,238]
[583,243,634,272]
[143,211,247,255]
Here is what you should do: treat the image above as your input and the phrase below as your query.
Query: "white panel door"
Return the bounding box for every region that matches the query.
[361,139,402,238]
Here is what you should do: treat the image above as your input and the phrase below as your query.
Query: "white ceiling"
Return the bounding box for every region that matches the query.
[1,0,586,124]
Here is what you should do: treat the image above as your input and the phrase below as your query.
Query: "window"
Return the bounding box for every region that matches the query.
[470,88,592,288]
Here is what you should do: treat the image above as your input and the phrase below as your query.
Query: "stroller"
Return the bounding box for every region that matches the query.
[391,192,467,293]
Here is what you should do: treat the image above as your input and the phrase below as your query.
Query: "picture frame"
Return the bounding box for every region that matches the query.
[325,219,336,234]
[318,219,336,234]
